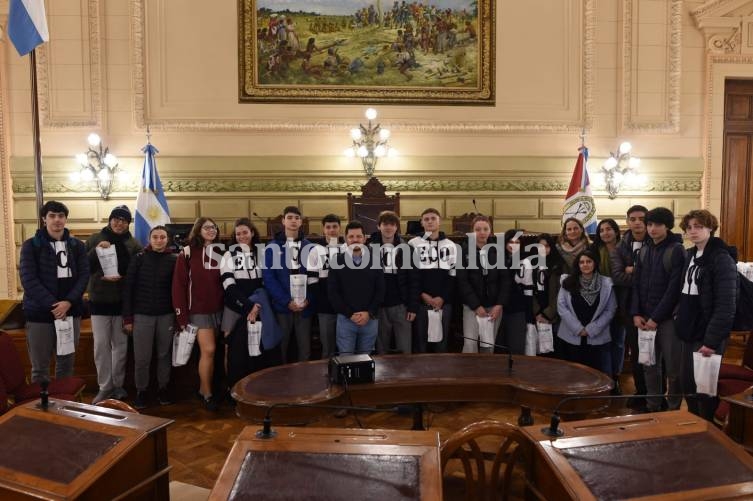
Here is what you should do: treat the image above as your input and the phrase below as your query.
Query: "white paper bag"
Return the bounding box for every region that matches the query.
[289,274,307,307]
[524,323,538,356]
[536,322,554,354]
[693,352,722,396]
[638,329,657,366]
[476,316,495,348]
[427,309,443,343]
[172,324,198,367]
[247,321,262,357]
[96,245,120,278]
[54,316,75,356]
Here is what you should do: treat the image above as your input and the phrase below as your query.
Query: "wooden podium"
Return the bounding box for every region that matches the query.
[0,399,172,500]
[522,410,753,500]
[724,386,753,455]
[209,426,441,500]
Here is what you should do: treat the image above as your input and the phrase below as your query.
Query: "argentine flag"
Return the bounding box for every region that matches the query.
[562,146,598,235]
[8,0,49,56]
[135,143,170,246]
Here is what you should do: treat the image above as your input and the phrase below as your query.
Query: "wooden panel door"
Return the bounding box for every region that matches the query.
[722,79,753,261]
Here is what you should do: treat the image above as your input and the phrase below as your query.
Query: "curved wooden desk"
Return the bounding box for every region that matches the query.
[232,354,613,424]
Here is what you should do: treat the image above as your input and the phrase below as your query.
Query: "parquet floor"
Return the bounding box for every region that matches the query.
[81,333,746,494]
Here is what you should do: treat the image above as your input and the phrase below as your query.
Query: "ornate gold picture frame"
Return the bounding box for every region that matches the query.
[238,0,495,105]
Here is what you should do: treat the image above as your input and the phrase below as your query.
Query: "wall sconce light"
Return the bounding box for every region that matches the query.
[69,133,128,200]
[600,142,645,199]
[344,108,398,178]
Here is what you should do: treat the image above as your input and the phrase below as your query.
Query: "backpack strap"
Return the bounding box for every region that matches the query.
[639,242,678,275]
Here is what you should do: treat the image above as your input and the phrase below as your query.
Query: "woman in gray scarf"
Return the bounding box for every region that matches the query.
[556,249,617,374]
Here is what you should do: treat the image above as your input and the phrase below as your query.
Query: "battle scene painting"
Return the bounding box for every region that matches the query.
[238,0,494,104]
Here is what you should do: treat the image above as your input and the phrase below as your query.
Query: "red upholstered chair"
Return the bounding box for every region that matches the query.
[0,331,85,414]
[715,333,753,423]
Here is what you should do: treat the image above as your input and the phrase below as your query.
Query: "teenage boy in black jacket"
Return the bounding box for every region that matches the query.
[677,210,737,421]
[631,207,685,412]
[328,221,385,355]
[370,211,416,354]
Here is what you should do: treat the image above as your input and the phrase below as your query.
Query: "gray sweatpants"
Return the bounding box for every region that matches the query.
[26,318,81,383]
[277,312,312,363]
[91,315,128,392]
[377,304,413,354]
[318,313,337,359]
[644,319,682,411]
[133,313,175,391]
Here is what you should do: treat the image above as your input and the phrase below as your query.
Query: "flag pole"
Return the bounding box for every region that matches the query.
[29,48,44,228]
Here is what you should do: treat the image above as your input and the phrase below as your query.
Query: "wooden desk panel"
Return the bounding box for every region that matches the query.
[233,354,613,424]
[0,400,173,500]
[523,410,753,500]
[210,427,441,501]
[724,386,753,455]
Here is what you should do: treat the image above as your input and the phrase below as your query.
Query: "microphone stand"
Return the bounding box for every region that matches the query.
[540,392,707,438]
[461,335,514,375]
[256,403,401,439]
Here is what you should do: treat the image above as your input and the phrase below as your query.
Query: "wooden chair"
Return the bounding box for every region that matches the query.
[452,213,493,235]
[95,398,139,414]
[266,215,310,239]
[440,420,535,501]
[347,177,400,236]
[716,332,753,423]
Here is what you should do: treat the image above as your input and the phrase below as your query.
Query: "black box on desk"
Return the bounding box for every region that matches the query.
[328,354,375,385]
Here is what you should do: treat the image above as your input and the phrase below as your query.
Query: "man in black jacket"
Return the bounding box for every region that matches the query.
[329,221,385,355]
[631,207,685,412]
[19,201,89,383]
[676,210,737,420]
[371,211,415,354]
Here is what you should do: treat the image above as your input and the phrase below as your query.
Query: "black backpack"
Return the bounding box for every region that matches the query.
[733,271,753,331]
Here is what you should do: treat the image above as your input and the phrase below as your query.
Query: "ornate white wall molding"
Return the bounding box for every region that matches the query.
[37,0,104,129]
[692,0,753,54]
[0,14,18,297]
[620,0,682,133]
[130,0,594,134]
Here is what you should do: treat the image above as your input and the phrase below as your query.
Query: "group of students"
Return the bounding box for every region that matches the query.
[19,200,736,420]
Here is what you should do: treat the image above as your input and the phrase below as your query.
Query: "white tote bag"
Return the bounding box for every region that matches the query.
[172,324,198,367]
[524,323,538,356]
[427,309,443,343]
[247,321,262,357]
[289,274,307,307]
[638,329,657,366]
[95,245,120,278]
[536,322,554,354]
[54,316,75,356]
[476,316,495,348]
[693,352,722,396]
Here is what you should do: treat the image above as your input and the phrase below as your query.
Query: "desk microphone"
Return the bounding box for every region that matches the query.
[461,335,514,375]
[256,402,401,439]
[472,199,481,215]
[37,380,51,410]
[541,392,707,438]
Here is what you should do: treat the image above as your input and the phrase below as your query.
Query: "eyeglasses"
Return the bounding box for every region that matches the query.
[202,224,218,231]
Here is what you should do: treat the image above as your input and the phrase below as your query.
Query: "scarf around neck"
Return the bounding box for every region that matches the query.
[579,271,601,306]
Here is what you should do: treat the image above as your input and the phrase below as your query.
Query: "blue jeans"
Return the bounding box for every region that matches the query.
[336,315,378,355]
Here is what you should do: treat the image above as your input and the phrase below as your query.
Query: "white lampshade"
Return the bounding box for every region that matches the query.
[618,141,632,155]
[365,108,377,120]
[604,156,618,170]
[103,153,118,167]
[87,133,101,147]
[350,128,362,141]
[379,128,391,141]
[628,157,641,169]
[357,145,369,157]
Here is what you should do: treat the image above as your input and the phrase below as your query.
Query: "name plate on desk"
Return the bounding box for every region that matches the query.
[211,427,442,501]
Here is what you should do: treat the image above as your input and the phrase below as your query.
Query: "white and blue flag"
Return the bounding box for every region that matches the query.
[8,0,49,56]
[135,143,170,246]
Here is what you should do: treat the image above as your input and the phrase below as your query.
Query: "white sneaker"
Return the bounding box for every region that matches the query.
[92,390,112,405]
